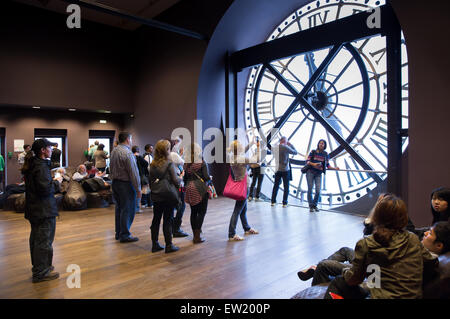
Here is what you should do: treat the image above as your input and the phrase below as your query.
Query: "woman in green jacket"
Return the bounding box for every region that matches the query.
[325,194,437,299]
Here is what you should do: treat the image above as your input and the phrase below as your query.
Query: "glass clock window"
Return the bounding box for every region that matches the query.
[244,0,408,207]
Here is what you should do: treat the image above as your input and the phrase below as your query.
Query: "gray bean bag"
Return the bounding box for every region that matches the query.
[63,181,87,210]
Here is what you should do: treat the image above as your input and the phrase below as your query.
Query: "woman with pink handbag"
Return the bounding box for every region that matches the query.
[226,139,261,241]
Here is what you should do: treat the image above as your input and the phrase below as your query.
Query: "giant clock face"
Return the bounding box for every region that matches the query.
[244,0,409,206]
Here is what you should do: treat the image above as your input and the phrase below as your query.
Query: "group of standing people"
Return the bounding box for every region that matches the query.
[110,133,212,254]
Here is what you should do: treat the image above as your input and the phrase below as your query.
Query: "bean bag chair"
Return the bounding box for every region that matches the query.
[3,193,23,211]
[14,193,26,213]
[55,193,64,211]
[81,178,110,193]
[63,181,87,210]
[86,190,112,208]
[291,283,329,299]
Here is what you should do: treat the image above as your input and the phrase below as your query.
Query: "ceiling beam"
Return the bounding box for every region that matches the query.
[230,5,395,71]
[61,0,208,41]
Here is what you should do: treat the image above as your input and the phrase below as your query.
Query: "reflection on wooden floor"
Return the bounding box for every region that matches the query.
[0,197,365,299]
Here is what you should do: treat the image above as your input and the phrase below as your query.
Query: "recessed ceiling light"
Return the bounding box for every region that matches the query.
[99,120,107,124]
[68,108,76,111]
[32,106,40,109]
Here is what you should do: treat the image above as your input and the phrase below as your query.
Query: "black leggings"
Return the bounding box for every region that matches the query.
[190,195,208,230]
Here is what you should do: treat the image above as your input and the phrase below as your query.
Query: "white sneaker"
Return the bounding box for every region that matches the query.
[229,234,244,241]
[271,202,276,206]
[245,228,259,235]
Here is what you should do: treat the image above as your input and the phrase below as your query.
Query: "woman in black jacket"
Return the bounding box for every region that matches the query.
[22,138,62,283]
[149,139,182,253]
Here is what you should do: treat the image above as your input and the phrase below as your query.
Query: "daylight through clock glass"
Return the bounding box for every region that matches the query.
[244,0,409,207]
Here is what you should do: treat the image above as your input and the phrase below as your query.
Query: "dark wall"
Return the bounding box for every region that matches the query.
[196,0,450,226]
[0,107,125,184]
[132,28,205,148]
[390,0,450,226]
[0,1,136,113]
[131,0,233,149]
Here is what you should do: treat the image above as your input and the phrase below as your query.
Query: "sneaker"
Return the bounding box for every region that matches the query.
[32,271,60,283]
[271,202,276,206]
[229,234,244,241]
[255,197,261,202]
[245,228,259,235]
[309,207,314,213]
[314,207,320,212]
[248,197,253,202]
[282,204,287,208]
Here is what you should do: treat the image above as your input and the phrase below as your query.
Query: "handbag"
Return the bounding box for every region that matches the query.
[301,150,316,174]
[150,163,180,206]
[191,168,212,199]
[223,167,247,201]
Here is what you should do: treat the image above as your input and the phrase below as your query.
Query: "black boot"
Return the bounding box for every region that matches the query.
[165,243,179,253]
[193,229,205,244]
[151,227,164,252]
[152,241,164,253]
[173,228,189,237]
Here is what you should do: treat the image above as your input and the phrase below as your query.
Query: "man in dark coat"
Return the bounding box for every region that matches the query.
[22,138,62,283]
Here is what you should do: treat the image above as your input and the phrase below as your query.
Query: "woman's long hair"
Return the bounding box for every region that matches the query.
[151,139,170,169]
[20,151,35,175]
[228,140,244,158]
[185,142,202,164]
[368,193,408,246]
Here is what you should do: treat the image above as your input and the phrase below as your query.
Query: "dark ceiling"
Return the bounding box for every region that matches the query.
[13,0,182,30]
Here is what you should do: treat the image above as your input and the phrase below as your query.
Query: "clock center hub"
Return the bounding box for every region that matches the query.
[312,91,329,111]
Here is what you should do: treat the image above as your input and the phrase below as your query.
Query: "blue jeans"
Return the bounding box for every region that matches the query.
[228,198,251,238]
[306,170,322,208]
[271,171,290,205]
[112,180,137,240]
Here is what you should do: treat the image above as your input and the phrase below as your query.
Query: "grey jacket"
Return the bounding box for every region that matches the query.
[273,143,298,172]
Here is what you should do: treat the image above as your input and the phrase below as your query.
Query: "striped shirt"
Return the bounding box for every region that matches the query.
[184,162,210,206]
[306,150,330,174]
[109,144,141,192]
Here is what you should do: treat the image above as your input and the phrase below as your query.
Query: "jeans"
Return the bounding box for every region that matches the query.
[112,180,137,240]
[151,201,175,245]
[174,191,186,232]
[190,194,208,230]
[306,170,322,208]
[29,217,56,278]
[271,171,290,205]
[249,167,264,199]
[312,247,355,286]
[228,198,251,238]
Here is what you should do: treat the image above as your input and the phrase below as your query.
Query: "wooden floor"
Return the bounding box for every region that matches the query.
[0,197,365,299]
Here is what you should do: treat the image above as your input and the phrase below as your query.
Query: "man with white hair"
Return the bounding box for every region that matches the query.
[270,136,297,207]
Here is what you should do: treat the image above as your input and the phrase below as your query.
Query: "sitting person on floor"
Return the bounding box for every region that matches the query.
[298,221,449,289]
[322,194,437,299]
[72,165,88,182]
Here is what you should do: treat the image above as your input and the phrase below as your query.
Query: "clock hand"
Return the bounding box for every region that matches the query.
[300,95,382,183]
[264,44,343,145]
[322,105,343,137]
